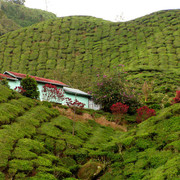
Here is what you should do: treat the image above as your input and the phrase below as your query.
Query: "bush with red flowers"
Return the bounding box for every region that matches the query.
[14,86,26,94]
[110,102,129,115]
[42,84,64,102]
[136,106,156,123]
[65,98,85,109]
[172,90,180,104]
[110,102,129,124]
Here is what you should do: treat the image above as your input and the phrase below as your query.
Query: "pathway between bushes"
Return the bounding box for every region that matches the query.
[54,106,127,132]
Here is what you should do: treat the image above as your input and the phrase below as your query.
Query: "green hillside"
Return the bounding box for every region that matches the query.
[0,10,20,35]
[0,84,179,179]
[0,9,179,92]
[0,1,57,35]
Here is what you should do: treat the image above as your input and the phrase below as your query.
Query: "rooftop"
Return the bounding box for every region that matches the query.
[63,87,91,97]
[0,73,18,80]
[4,71,68,87]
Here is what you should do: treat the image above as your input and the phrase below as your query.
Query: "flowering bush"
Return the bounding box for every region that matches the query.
[14,86,26,94]
[42,84,64,102]
[136,106,156,123]
[110,102,129,115]
[65,97,85,135]
[110,102,129,124]
[172,90,180,104]
[65,98,85,109]
[91,68,140,114]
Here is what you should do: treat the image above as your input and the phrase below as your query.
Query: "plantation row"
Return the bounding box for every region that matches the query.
[0,10,179,81]
[0,85,180,179]
[1,1,57,28]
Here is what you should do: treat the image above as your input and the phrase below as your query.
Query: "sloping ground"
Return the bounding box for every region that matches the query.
[0,9,179,91]
[0,1,56,35]
[0,10,20,36]
[0,85,179,179]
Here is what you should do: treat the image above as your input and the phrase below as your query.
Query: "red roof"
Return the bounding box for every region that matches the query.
[0,73,18,80]
[4,71,68,86]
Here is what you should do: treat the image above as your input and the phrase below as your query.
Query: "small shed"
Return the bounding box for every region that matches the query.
[63,87,91,109]
[2,71,100,110]
[63,87,101,110]
[3,71,68,102]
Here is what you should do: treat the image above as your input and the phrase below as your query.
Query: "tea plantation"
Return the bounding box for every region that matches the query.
[0,9,179,92]
[0,85,179,179]
[0,1,57,35]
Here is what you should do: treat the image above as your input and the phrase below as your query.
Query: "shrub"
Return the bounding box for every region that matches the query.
[172,90,180,104]
[65,98,85,109]
[110,102,129,124]
[14,86,26,94]
[20,75,39,99]
[91,68,140,113]
[42,84,64,103]
[0,77,10,88]
[136,106,156,123]
[110,102,129,114]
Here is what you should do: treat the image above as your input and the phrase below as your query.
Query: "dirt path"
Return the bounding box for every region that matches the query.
[54,106,127,132]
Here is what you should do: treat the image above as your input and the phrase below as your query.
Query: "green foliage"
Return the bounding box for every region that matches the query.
[1,1,56,28]
[0,86,179,179]
[0,10,179,96]
[77,161,104,179]
[8,159,33,175]
[21,75,39,99]
[92,72,140,113]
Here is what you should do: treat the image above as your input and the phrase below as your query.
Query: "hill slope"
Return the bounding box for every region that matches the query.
[0,9,179,91]
[0,1,57,35]
[0,85,179,179]
[0,10,20,35]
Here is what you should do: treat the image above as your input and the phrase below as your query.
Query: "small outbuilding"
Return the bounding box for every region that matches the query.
[1,71,100,110]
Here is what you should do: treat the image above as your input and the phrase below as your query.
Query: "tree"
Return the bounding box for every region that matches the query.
[20,75,39,99]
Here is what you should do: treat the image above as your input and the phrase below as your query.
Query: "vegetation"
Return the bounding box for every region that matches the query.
[0,1,57,35]
[0,6,180,179]
[0,9,20,35]
[91,70,140,113]
[0,9,179,97]
[0,83,179,179]
[20,75,39,99]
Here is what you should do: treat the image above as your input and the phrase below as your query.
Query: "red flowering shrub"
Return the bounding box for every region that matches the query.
[110,102,129,115]
[14,86,26,94]
[42,84,64,102]
[65,98,85,109]
[172,90,180,104]
[65,98,85,135]
[136,106,156,123]
[110,102,129,124]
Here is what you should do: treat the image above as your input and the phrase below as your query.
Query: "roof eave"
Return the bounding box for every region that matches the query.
[65,90,92,97]
[3,71,17,78]
[37,80,69,87]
